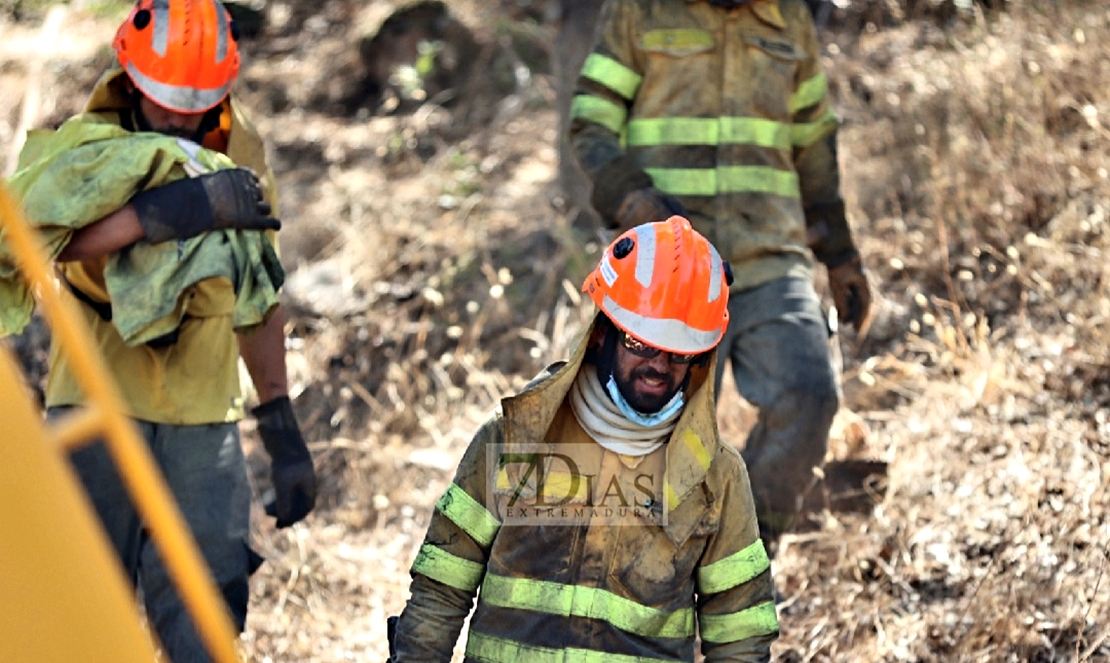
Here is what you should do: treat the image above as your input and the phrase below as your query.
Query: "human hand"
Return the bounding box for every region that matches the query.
[827,254,872,332]
[253,396,317,528]
[132,168,280,243]
[614,188,686,230]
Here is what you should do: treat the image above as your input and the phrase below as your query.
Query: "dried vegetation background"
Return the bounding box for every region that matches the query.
[0,0,1107,661]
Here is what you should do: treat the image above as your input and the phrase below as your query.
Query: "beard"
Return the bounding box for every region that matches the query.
[613,365,682,414]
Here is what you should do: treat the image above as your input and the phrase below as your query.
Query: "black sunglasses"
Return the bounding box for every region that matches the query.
[619,332,699,365]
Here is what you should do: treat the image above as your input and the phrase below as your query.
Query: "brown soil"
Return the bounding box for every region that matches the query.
[1,1,1107,661]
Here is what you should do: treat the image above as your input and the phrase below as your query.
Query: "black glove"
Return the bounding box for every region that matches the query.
[252,396,317,528]
[614,188,687,230]
[386,615,399,663]
[827,252,873,331]
[131,168,280,244]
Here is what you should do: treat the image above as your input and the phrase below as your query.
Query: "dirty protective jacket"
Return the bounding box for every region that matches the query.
[20,68,279,425]
[570,0,855,291]
[392,324,779,662]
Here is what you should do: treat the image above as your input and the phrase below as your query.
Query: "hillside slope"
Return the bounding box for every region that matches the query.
[0,1,1106,661]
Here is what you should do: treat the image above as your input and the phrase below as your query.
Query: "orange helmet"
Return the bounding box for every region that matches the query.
[113,0,240,113]
[582,216,731,355]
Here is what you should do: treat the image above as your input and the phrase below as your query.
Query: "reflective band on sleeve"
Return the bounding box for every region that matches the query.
[466,630,680,663]
[696,539,771,594]
[435,483,501,547]
[790,72,828,114]
[480,573,695,639]
[410,543,485,592]
[627,117,791,151]
[646,166,800,199]
[790,109,839,147]
[570,95,628,135]
[698,601,780,643]
[580,53,643,100]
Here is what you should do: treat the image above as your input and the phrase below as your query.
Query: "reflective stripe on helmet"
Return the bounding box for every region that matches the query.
[602,294,722,355]
[125,62,233,114]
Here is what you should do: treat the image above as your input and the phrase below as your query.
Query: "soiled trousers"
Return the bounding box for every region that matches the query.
[713,274,839,548]
[53,408,254,663]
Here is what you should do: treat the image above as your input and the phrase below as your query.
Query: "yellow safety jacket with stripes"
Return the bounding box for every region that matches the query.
[392,321,778,662]
[570,0,856,291]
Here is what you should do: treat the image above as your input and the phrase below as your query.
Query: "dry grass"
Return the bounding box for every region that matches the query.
[1,0,1108,661]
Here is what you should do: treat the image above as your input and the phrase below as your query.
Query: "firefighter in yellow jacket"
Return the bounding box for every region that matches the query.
[390,217,778,662]
[5,2,317,660]
[568,0,873,552]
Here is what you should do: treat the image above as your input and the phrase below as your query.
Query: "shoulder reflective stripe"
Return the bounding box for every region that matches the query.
[602,295,722,354]
[627,117,791,150]
[436,483,500,547]
[580,53,642,100]
[410,543,485,592]
[697,539,771,594]
[646,166,800,198]
[466,629,681,663]
[679,430,712,473]
[790,72,828,114]
[571,95,628,135]
[790,109,839,147]
[480,573,695,639]
[698,601,779,643]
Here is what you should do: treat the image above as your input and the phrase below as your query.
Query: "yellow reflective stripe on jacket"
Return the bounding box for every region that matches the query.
[697,601,779,643]
[466,630,680,663]
[435,483,501,547]
[791,108,839,147]
[410,543,485,592]
[580,53,642,100]
[626,117,791,150]
[789,71,828,114]
[571,94,628,135]
[696,539,771,595]
[480,573,695,639]
[646,166,800,198]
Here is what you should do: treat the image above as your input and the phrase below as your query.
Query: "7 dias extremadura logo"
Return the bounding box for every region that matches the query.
[489,446,666,526]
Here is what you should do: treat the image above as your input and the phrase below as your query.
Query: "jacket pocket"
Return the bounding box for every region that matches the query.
[609,523,708,607]
[639,28,714,57]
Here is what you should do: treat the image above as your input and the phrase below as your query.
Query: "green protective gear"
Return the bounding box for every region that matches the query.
[826,252,872,331]
[132,168,279,244]
[252,396,317,528]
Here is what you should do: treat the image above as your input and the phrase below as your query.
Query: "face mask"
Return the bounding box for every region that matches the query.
[605,374,685,428]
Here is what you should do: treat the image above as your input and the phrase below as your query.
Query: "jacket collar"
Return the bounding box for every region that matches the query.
[500,314,724,520]
[689,0,786,29]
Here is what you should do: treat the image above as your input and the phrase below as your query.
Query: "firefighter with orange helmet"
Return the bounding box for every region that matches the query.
[389,217,778,663]
[5,1,316,660]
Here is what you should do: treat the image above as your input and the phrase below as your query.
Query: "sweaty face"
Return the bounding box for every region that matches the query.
[136,96,207,139]
[611,336,691,414]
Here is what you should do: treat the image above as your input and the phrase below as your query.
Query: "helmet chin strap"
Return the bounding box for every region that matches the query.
[708,0,753,8]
